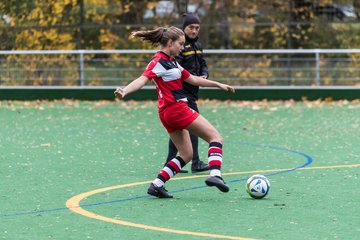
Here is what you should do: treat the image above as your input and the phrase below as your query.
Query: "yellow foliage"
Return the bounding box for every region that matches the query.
[255,60,271,68]
[64,0,77,5]
[147,2,157,9]
[100,30,120,50]
[43,29,57,40]
[87,0,108,7]
[28,7,42,20]
[295,72,303,78]
[53,2,63,15]
[59,34,73,44]
[270,26,277,33]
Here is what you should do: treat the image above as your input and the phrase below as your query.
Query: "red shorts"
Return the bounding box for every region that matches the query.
[159,102,199,133]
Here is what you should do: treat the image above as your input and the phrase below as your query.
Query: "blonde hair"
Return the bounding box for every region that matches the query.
[131,26,184,46]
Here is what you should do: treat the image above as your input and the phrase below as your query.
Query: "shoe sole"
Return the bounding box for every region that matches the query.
[191,168,210,173]
[205,178,230,193]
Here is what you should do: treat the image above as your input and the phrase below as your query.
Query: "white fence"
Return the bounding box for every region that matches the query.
[1,49,360,87]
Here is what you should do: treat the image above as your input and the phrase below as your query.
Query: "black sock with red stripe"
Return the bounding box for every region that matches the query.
[208,142,223,177]
[153,156,186,187]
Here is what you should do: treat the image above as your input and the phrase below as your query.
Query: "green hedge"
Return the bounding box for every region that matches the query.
[0,87,359,101]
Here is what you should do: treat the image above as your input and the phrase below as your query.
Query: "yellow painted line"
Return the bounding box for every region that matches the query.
[297,163,360,170]
[66,164,360,240]
[66,179,253,240]
[66,206,252,240]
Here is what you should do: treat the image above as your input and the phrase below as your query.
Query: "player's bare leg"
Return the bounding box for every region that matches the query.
[147,130,193,198]
[186,115,229,192]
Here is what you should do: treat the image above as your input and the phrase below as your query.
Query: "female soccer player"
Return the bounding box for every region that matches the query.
[114,26,235,198]
[164,13,210,174]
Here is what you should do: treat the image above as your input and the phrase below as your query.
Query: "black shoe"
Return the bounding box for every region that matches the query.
[191,161,210,173]
[205,176,230,192]
[147,184,173,198]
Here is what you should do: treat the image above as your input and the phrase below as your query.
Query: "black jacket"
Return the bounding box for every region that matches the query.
[176,35,209,101]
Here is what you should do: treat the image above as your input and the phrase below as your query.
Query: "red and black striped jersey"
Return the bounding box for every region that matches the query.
[142,51,191,113]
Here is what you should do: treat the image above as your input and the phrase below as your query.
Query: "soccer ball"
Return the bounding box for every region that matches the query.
[246,174,270,199]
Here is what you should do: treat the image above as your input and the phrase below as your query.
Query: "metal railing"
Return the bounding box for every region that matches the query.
[1,49,360,87]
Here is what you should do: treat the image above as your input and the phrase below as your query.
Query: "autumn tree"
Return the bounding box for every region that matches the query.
[1,0,359,86]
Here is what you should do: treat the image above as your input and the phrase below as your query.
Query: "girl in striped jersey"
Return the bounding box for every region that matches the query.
[114,26,235,198]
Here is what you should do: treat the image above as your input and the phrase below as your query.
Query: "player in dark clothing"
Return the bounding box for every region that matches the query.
[164,13,210,173]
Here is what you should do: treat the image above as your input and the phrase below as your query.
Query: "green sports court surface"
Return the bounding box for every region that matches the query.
[1,99,359,240]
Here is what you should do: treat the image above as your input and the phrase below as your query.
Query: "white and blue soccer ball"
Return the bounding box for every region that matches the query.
[246,174,270,199]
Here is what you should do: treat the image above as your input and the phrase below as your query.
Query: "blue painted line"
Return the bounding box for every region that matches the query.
[0,142,313,218]
[80,195,151,208]
[227,142,313,182]
[0,207,69,217]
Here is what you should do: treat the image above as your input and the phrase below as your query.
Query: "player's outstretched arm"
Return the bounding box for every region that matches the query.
[185,75,235,93]
[114,76,149,99]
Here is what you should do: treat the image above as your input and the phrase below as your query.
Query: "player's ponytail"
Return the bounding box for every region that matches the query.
[131,26,184,46]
